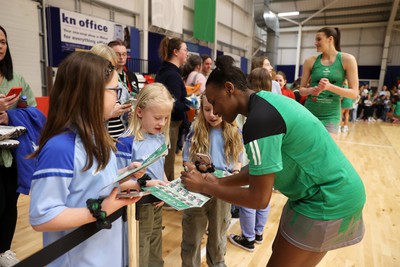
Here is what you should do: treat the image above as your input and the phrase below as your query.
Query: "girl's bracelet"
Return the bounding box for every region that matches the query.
[86,198,111,230]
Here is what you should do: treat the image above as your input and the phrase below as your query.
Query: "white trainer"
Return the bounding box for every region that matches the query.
[342,125,349,133]
[0,250,20,267]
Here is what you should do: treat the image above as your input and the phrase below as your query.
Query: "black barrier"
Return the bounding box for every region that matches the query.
[14,208,123,267]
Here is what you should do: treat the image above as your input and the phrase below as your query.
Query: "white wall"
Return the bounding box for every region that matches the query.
[0,0,42,97]
[276,26,399,66]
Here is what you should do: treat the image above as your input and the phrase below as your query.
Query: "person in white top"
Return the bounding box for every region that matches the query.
[251,56,282,95]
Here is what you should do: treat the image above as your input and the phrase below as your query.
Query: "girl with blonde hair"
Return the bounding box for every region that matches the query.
[181,94,243,267]
[116,82,174,267]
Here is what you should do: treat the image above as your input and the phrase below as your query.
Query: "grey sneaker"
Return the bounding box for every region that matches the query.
[255,234,263,244]
[0,250,20,267]
[228,234,255,252]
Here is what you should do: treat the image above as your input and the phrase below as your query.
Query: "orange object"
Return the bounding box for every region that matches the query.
[186,83,201,95]
[186,108,196,122]
[35,96,49,118]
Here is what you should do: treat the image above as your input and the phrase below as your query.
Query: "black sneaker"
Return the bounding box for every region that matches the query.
[228,234,255,252]
[231,209,240,218]
[255,234,263,244]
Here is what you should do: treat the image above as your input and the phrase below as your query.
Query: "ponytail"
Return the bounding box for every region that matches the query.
[159,37,184,61]
[206,55,248,91]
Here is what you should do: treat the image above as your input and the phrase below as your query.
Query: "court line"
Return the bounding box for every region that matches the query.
[336,140,393,149]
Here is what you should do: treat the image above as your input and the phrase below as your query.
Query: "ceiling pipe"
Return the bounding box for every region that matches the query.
[254,0,279,67]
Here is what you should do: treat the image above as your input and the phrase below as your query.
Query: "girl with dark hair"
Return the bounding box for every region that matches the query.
[299,27,359,136]
[275,71,295,100]
[181,55,366,267]
[29,52,143,267]
[181,54,207,93]
[0,25,38,266]
[155,37,188,182]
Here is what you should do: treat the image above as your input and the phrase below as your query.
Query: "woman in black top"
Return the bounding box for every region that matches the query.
[155,37,188,181]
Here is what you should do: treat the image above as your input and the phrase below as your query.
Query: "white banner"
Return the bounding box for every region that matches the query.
[151,0,183,34]
[59,9,116,46]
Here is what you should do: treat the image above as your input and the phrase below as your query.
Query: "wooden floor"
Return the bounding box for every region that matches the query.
[12,121,400,266]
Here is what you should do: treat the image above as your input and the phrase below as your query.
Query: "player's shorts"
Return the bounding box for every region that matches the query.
[279,202,365,252]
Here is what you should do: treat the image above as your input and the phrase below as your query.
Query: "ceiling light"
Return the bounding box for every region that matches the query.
[278,11,299,17]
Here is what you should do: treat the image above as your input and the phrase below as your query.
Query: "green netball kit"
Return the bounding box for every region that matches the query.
[341,85,354,109]
[243,91,365,251]
[304,52,346,128]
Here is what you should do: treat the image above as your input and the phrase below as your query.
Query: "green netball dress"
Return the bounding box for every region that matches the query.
[341,85,353,109]
[304,52,346,126]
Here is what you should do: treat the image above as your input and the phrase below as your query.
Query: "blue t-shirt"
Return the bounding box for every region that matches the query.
[116,133,166,180]
[29,131,124,267]
[183,127,242,172]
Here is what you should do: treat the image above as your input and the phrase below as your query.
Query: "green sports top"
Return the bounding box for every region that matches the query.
[304,52,346,125]
[243,91,365,220]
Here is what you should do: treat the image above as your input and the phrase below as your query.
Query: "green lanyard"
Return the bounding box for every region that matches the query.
[118,71,127,87]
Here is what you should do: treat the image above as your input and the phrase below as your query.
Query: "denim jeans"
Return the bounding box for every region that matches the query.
[239,204,270,241]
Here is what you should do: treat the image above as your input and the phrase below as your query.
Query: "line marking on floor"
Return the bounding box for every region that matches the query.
[337,140,393,149]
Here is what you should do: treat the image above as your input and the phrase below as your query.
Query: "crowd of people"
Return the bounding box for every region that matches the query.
[2,22,399,267]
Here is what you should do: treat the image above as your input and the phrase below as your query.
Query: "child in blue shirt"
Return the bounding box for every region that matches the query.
[116,83,174,267]
[29,52,143,267]
[181,94,243,267]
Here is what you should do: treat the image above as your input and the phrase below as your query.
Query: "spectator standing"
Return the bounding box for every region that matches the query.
[155,37,188,181]
[182,55,207,94]
[116,83,174,267]
[0,25,39,267]
[275,71,295,100]
[90,44,132,139]
[251,56,282,95]
[108,39,139,95]
[201,55,213,78]
[340,79,353,132]
[228,66,272,252]
[29,52,142,267]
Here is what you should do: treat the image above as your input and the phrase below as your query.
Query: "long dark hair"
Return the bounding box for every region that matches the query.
[31,52,116,172]
[181,54,202,81]
[206,55,248,91]
[318,27,341,52]
[0,26,13,81]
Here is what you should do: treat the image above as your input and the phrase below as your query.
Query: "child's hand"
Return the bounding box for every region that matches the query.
[128,161,146,178]
[101,187,141,215]
[146,180,169,187]
[183,161,196,172]
[154,201,164,207]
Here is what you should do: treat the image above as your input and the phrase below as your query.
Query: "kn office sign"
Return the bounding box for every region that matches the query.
[46,7,129,67]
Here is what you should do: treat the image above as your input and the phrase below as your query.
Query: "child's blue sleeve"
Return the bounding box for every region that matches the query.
[116,136,134,169]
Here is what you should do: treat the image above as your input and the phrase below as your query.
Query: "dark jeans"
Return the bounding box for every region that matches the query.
[0,162,19,253]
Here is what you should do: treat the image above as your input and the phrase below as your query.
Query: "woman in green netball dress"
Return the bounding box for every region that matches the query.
[299,27,359,136]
